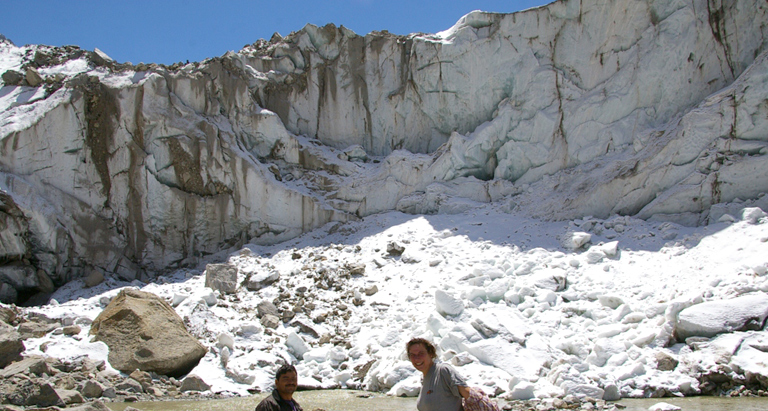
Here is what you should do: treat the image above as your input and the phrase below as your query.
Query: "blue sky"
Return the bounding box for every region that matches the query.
[3,1,551,65]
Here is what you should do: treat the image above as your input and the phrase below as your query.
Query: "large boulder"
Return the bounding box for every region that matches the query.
[89,289,207,377]
[675,293,768,341]
[0,323,23,369]
[204,263,238,294]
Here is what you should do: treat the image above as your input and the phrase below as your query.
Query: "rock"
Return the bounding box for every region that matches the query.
[0,305,18,325]
[63,325,81,336]
[676,293,768,340]
[435,290,463,316]
[654,351,679,371]
[90,48,114,66]
[55,388,84,404]
[129,369,153,390]
[179,374,210,392]
[1,69,23,85]
[346,262,366,275]
[0,355,54,378]
[114,377,143,393]
[260,314,280,329]
[0,323,24,368]
[386,242,405,256]
[79,379,105,398]
[89,289,207,377]
[83,270,105,288]
[204,263,238,294]
[243,270,280,291]
[364,285,378,296]
[25,67,43,87]
[257,300,280,318]
[4,379,63,407]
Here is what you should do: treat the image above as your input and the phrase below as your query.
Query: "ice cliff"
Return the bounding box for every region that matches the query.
[1,0,767,303]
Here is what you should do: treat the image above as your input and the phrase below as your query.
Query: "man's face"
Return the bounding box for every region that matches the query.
[275,370,298,398]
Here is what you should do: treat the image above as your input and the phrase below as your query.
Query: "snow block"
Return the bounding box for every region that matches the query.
[675,293,768,340]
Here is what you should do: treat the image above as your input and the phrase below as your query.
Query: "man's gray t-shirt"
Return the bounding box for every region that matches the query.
[417,362,467,411]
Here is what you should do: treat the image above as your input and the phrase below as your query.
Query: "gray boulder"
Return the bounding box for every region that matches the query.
[79,379,105,398]
[89,289,207,377]
[0,355,53,378]
[4,379,63,407]
[243,270,280,291]
[204,263,238,294]
[0,323,24,368]
[256,300,279,318]
[25,67,43,87]
[676,293,768,340]
[1,69,23,86]
[56,388,85,404]
[180,374,210,392]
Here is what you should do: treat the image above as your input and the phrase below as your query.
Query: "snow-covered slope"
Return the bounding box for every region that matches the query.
[0,0,767,308]
[18,200,768,400]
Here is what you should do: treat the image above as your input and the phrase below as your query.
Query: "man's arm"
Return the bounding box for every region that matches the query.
[458,385,470,399]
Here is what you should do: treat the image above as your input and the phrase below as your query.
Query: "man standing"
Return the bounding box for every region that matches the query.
[255,364,304,411]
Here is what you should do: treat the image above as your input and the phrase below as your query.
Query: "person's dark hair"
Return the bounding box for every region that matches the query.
[406,338,437,359]
[275,364,297,380]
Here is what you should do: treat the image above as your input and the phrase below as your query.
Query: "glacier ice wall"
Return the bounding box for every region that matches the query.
[0,0,767,302]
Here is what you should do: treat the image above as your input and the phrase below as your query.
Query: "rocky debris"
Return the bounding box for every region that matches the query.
[257,300,280,318]
[204,263,238,294]
[89,289,207,376]
[675,293,768,340]
[180,374,211,392]
[386,242,405,257]
[16,314,60,339]
[260,314,281,329]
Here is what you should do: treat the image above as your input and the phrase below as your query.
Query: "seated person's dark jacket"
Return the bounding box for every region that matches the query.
[254,389,303,411]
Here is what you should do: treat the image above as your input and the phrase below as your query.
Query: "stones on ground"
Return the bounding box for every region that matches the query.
[25,67,43,87]
[257,300,279,318]
[89,288,207,376]
[654,351,679,371]
[243,270,280,291]
[675,293,768,340]
[0,323,24,368]
[364,285,378,296]
[346,262,365,275]
[63,325,81,336]
[386,242,405,256]
[204,263,238,294]
[0,355,54,378]
[17,317,60,339]
[1,69,23,85]
[56,388,85,404]
[80,379,105,398]
[180,374,210,392]
[260,314,281,329]
[4,379,63,407]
